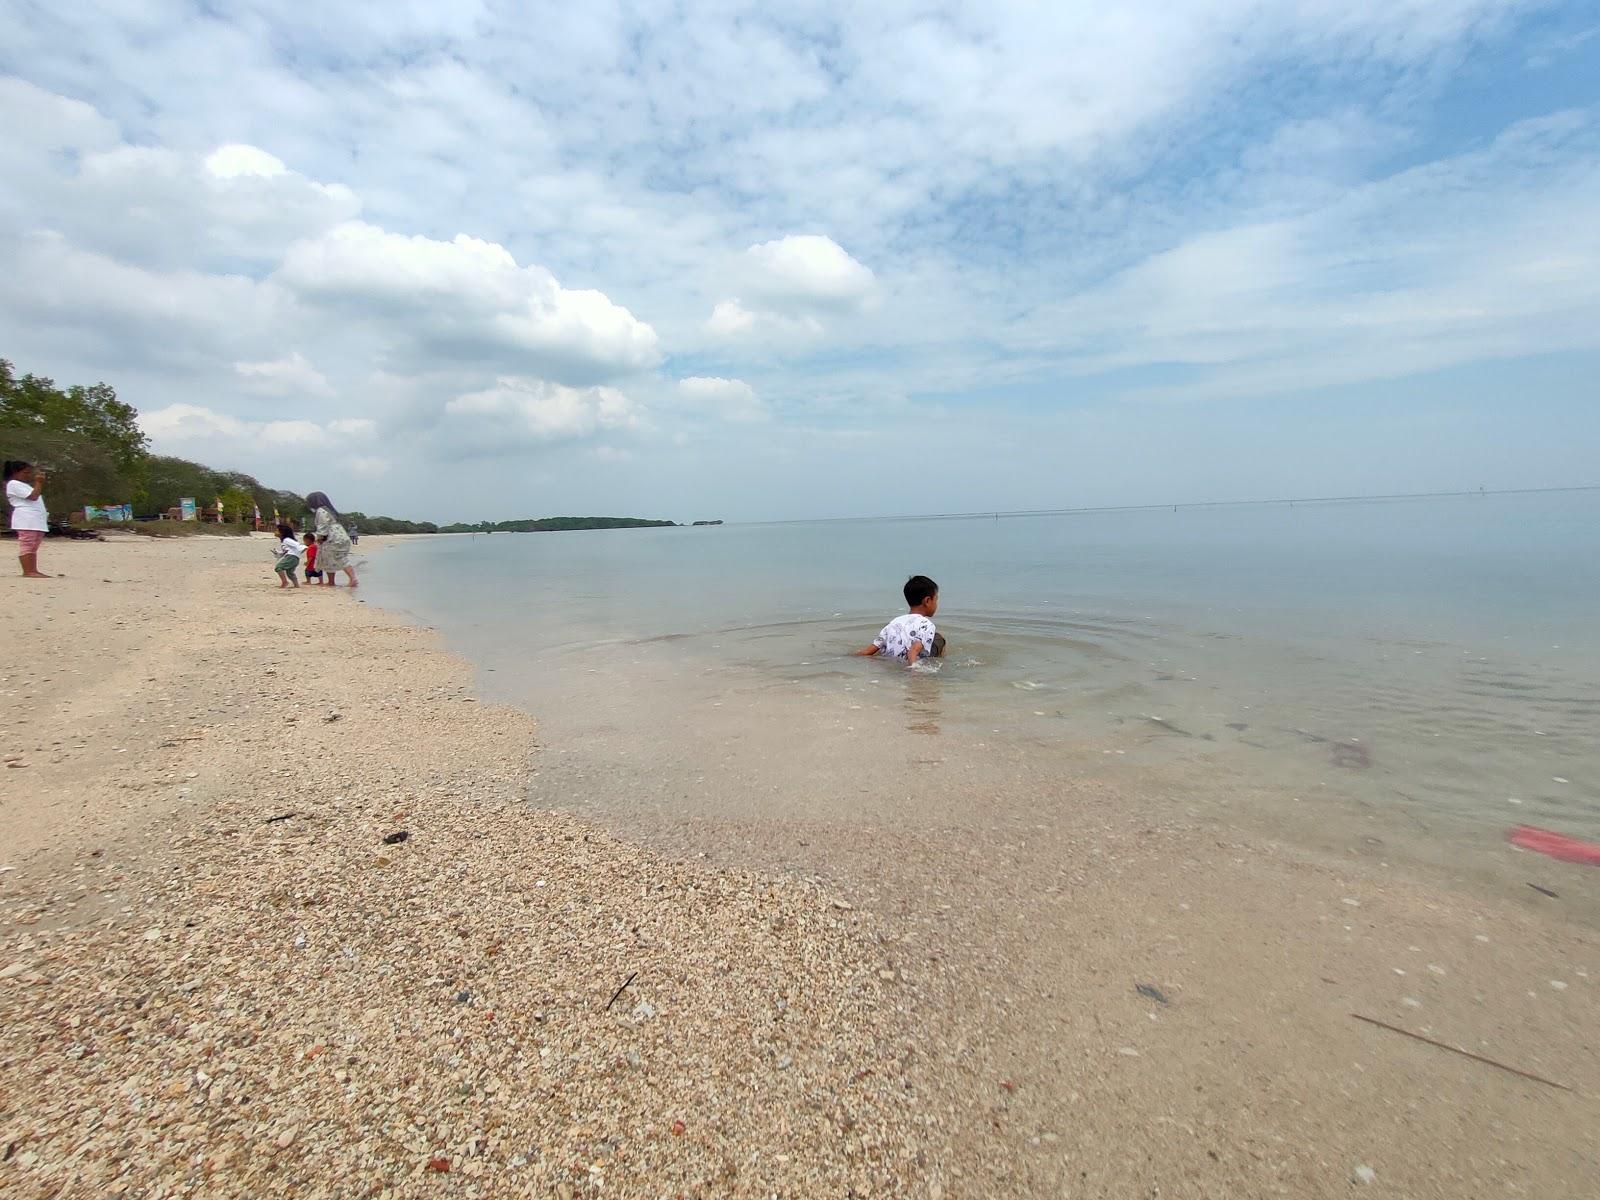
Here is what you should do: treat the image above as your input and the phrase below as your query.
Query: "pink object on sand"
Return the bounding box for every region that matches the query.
[1508,825,1600,867]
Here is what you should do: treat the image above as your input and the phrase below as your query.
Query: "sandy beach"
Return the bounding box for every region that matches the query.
[3,535,1598,1198]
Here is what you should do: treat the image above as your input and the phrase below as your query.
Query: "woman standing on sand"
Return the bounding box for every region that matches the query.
[5,460,50,578]
[305,491,358,588]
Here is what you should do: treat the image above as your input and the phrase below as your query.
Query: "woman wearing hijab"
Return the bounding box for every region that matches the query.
[304,491,358,588]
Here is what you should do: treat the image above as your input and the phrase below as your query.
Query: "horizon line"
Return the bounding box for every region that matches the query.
[740,483,1600,528]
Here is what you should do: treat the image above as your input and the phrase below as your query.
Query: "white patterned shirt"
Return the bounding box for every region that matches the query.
[873,613,937,660]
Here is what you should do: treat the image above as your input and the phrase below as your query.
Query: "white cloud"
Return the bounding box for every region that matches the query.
[5,99,361,272]
[676,376,768,422]
[1019,111,1600,400]
[140,403,378,453]
[0,231,283,370]
[745,235,876,308]
[235,352,333,397]
[204,143,289,180]
[701,296,827,344]
[702,236,873,345]
[1,76,116,163]
[2,3,1597,519]
[439,377,643,455]
[276,221,661,382]
[705,299,758,336]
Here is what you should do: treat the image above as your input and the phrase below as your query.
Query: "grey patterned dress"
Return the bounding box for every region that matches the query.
[314,506,353,572]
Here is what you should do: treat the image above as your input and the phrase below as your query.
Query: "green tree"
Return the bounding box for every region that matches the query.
[0,426,133,518]
[217,485,257,524]
[0,359,147,471]
[138,455,229,517]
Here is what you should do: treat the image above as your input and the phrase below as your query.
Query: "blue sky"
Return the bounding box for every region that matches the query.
[1,1,1596,521]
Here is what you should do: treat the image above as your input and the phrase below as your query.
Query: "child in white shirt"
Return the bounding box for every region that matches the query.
[272,523,305,589]
[854,575,945,667]
[4,460,49,578]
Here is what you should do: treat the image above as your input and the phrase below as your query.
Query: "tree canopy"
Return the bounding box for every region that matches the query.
[1,360,147,472]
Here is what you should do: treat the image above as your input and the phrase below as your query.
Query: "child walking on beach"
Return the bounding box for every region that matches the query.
[273,523,304,589]
[854,575,945,667]
[302,532,321,583]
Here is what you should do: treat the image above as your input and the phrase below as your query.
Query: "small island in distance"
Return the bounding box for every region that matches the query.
[440,516,683,533]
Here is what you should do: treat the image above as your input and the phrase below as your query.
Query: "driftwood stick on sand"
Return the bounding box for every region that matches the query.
[605,971,639,1011]
[1351,1014,1573,1092]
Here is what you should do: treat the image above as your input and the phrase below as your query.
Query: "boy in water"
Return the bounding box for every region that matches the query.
[854,575,946,666]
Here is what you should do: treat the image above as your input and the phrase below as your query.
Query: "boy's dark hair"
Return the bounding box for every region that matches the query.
[3,460,32,481]
[276,522,295,541]
[904,575,938,607]
[304,532,316,543]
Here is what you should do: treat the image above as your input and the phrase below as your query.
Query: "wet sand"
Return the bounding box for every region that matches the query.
[496,639,1600,1197]
[2,534,1597,1198]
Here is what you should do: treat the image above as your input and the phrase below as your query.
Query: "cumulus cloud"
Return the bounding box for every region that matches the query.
[438,377,643,456]
[204,144,289,179]
[704,235,875,342]
[0,231,284,371]
[2,3,1597,518]
[746,235,875,308]
[676,376,768,422]
[235,352,334,397]
[1,76,116,164]
[705,299,758,336]
[140,403,378,453]
[276,222,661,383]
[1,81,361,274]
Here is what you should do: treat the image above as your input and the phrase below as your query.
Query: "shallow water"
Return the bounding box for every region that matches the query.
[366,491,1600,876]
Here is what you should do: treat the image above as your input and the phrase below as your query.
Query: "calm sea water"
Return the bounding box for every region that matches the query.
[365,491,1600,856]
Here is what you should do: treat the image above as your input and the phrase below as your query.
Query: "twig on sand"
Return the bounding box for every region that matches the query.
[264,813,296,824]
[605,971,639,1011]
[1351,1014,1573,1092]
[1527,882,1559,899]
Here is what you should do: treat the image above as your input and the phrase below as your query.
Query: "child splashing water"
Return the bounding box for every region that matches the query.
[272,523,304,589]
[854,575,947,667]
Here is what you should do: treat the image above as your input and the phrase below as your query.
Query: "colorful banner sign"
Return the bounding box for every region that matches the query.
[85,504,132,522]
[180,497,197,521]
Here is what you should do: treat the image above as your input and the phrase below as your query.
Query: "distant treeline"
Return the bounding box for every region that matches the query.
[1,357,433,531]
[2,356,706,536]
[440,517,678,533]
